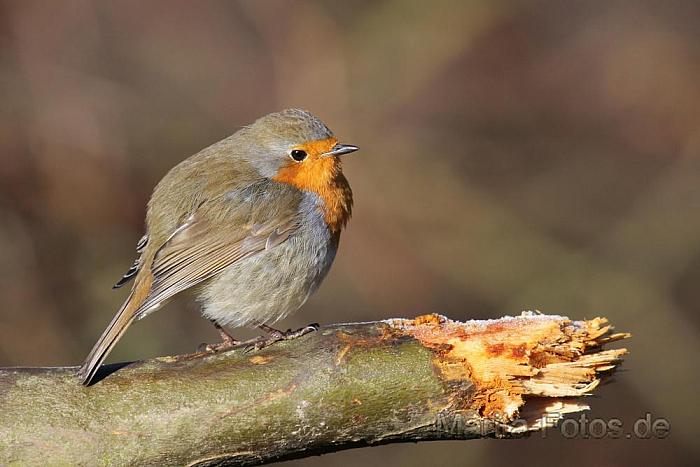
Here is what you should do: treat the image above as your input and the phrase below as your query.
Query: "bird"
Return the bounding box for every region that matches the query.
[78,109,358,385]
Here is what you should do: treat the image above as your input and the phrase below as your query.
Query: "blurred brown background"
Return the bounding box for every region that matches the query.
[1,0,698,466]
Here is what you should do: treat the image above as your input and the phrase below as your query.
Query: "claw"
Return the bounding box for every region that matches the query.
[197,340,237,353]
[200,323,320,354]
[259,323,319,340]
[198,320,242,353]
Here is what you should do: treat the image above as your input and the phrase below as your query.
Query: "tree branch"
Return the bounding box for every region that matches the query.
[0,313,629,466]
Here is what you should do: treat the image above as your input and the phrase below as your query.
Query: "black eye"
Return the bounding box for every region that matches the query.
[290,149,307,162]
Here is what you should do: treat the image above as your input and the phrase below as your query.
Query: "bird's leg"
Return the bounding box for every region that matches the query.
[198,320,241,352]
[215,321,241,346]
[243,323,320,352]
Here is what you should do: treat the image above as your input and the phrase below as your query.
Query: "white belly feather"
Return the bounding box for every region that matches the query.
[199,192,338,328]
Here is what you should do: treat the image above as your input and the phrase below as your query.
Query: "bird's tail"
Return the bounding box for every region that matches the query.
[77,287,145,386]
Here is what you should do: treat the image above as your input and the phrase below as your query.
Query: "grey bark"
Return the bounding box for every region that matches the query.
[0,314,629,466]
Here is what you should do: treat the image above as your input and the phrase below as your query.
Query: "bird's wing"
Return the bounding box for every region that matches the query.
[78,180,303,385]
[113,234,149,289]
[133,183,303,319]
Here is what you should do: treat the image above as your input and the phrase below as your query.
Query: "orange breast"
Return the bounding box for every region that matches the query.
[272,138,353,234]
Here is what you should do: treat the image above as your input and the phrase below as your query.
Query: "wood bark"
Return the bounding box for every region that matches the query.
[0,313,629,466]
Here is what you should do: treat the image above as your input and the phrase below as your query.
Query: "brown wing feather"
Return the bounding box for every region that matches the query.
[78,180,304,385]
[134,212,299,318]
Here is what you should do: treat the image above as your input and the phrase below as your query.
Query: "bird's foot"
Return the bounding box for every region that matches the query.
[197,339,241,353]
[197,321,242,352]
[261,323,320,340]
[243,323,320,353]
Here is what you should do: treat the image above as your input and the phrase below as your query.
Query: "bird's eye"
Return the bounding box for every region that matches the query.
[290,149,307,162]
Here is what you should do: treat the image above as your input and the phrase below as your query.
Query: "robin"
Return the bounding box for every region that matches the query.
[78,109,358,385]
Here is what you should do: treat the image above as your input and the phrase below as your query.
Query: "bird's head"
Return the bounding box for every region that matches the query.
[240,109,358,189]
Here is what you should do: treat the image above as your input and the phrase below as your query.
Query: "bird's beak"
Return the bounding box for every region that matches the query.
[323,143,359,157]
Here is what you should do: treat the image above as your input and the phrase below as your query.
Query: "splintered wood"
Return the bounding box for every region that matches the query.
[1,312,630,464]
[388,312,629,433]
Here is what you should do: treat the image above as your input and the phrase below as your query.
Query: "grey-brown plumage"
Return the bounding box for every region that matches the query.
[78,109,358,385]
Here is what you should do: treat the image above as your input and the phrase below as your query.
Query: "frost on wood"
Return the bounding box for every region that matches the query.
[0,312,629,466]
[388,313,629,434]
